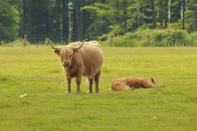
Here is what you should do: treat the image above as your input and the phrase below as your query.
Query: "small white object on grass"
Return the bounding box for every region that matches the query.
[19,94,27,98]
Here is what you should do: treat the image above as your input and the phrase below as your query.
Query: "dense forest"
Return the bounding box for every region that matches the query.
[0,0,197,43]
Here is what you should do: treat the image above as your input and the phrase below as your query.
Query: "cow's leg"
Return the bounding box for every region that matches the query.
[66,76,71,94]
[87,78,93,93]
[94,70,101,93]
[76,76,82,93]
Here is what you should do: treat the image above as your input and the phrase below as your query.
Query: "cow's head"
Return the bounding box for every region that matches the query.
[46,38,87,68]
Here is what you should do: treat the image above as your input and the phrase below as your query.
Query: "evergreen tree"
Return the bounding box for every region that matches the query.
[1,0,197,43]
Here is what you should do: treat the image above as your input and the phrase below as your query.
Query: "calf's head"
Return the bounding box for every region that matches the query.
[46,38,87,68]
[150,77,165,88]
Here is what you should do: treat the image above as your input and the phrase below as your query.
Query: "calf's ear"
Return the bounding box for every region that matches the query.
[54,49,60,55]
[151,77,156,83]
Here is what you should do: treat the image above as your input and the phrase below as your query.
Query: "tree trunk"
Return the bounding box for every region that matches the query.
[73,0,84,41]
[44,0,49,37]
[123,1,128,33]
[151,0,156,29]
[22,0,27,35]
[72,2,78,41]
[79,0,84,41]
[164,0,168,28]
[62,0,69,43]
[182,0,185,29]
[55,0,61,42]
[159,0,163,27]
[194,4,197,31]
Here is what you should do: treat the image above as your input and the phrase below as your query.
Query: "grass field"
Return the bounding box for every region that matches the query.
[0,46,197,131]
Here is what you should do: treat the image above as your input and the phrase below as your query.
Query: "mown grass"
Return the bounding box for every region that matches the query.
[0,46,197,131]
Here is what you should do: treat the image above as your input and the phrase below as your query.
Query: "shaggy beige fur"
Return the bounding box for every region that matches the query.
[110,77,164,91]
[48,38,103,94]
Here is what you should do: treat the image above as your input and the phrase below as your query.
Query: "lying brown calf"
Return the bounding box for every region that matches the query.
[109,77,164,91]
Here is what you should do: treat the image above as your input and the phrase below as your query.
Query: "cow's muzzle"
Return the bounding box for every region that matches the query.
[63,62,71,68]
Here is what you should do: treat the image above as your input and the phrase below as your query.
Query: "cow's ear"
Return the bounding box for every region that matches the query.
[73,48,78,53]
[69,49,78,57]
[54,49,60,55]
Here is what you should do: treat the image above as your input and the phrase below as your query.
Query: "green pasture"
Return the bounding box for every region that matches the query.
[0,46,197,131]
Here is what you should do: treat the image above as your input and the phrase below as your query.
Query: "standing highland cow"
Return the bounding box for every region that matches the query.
[110,77,164,91]
[46,38,103,94]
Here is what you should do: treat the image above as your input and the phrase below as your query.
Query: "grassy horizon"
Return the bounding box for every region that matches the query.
[0,46,197,131]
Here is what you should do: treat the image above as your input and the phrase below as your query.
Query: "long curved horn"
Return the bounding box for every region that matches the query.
[45,38,60,50]
[72,38,88,49]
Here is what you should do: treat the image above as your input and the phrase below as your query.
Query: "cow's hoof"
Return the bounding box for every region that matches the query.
[66,91,71,94]
[95,90,99,93]
[87,91,92,93]
[76,91,81,94]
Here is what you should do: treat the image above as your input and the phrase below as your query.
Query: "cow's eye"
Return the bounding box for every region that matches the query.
[69,54,73,58]
[69,52,75,58]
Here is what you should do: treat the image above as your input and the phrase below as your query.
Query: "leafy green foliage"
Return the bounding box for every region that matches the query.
[0,0,20,42]
[101,29,195,47]
[82,0,197,40]
[82,0,134,38]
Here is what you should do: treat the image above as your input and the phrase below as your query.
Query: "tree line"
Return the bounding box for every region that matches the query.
[0,0,197,43]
